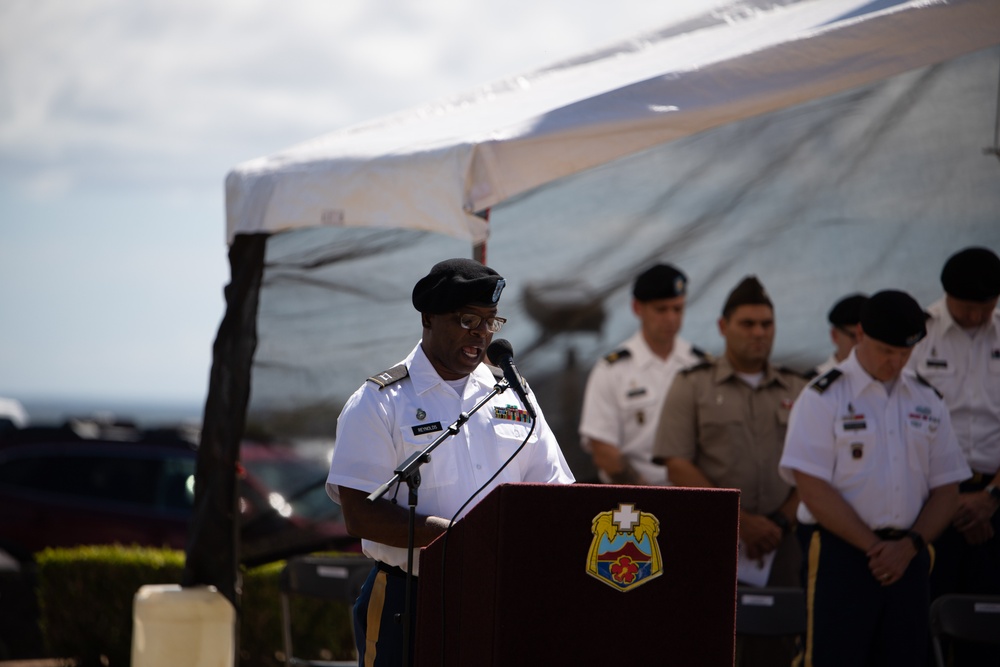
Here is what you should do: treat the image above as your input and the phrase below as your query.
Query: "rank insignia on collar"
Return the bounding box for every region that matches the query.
[494,404,532,423]
[586,503,663,592]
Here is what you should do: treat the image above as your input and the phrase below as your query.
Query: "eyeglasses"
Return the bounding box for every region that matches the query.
[457,313,507,333]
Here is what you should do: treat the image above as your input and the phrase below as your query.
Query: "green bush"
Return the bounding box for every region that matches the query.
[36,546,355,667]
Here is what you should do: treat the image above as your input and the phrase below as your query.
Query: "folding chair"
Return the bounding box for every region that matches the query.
[735,586,807,637]
[279,554,375,667]
[930,594,1000,667]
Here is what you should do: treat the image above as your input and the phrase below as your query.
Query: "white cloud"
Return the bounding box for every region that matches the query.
[0,0,716,404]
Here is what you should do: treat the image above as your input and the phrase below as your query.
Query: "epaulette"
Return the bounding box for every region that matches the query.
[681,359,713,375]
[691,346,711,360]
[915,372,943,399]
[366,364,409,389]
[810,368,842,394]
[604,348,631,364]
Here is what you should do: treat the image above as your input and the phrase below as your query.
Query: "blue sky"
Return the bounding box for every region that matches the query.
[0,0,712,411]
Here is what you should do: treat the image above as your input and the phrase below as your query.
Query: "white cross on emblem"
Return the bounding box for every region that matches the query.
[613,503,640,532]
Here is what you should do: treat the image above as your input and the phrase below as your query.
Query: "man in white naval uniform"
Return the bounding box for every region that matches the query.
[579,263,706,485]
[326,258,574,667]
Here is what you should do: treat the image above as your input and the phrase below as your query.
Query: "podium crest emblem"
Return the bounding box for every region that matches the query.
[586,503,662,592]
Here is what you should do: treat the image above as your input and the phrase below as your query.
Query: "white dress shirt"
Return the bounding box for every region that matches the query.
[327,343,574,573]
[780,350,970,529]
[579,332,701,485]
[907,298,1000,475]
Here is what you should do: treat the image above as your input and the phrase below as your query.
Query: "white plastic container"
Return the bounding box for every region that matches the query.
[131,584,235,667]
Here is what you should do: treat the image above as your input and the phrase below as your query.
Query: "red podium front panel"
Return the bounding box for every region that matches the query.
[415,483,739,666]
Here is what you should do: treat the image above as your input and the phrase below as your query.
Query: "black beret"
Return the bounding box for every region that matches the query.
[941,247,1000,302]
[632,264,687,301]
[722,276,773,317]
[860,290,927,347]
[412,258,506,314]
[828,294,868,327]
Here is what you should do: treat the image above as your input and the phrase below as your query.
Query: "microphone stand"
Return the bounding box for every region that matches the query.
[367,379,509,667]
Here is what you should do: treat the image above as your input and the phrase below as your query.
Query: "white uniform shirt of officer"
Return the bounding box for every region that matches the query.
[780,349,970,529]
[907,298,1000,475]
[327,345,573,574]
[580,331,700,485]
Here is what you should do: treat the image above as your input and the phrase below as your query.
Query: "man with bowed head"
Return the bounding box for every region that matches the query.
[907,246,1000,666]
[780,290,970,667]
[326,258,574,667]
[579,263,708,485]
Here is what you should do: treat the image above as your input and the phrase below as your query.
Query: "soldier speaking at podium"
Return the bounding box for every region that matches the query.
[326,258,574,666]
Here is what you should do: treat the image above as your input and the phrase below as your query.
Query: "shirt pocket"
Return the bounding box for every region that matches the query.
[491,422,536,479]
[399,428,457,489]
[622,393,661,441]
[696,404,744,471]
[832,427,876,487]
[903,418,935,478]
[917,358,957,396]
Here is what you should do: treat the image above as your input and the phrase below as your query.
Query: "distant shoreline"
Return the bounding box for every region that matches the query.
[13,395,204,427]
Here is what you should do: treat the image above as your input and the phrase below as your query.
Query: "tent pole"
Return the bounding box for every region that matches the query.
[182,233,268,625]
[472,208,490,263]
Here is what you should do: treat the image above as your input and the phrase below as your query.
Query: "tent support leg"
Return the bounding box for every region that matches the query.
[182,233,268,616]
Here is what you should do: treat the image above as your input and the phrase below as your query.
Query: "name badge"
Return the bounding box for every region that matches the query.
[411,422,443,436]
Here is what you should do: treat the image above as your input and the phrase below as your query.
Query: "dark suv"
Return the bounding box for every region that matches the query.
[0,421,355,566]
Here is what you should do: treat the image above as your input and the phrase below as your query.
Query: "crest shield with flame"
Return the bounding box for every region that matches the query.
[586,503,663,592]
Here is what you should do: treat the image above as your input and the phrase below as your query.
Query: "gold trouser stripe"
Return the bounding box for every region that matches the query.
[928,542,936,574]
[804,530,821,667]
[364,571,389,667]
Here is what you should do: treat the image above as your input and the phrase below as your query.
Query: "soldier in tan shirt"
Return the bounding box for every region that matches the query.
[653,275,808,667]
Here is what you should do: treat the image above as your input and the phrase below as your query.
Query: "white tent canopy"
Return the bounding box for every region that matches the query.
[187,0,1000,603]
[226,0,1000,245]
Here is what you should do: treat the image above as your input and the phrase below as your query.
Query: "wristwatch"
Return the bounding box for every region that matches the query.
[985,484,1000,503]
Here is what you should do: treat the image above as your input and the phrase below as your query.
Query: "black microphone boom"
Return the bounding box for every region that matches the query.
[486,338,536,419]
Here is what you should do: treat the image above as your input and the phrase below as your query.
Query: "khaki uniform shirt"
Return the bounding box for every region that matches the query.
[653,356,808,514]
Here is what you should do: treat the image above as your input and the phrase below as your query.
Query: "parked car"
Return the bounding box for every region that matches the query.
[0,420,356,566]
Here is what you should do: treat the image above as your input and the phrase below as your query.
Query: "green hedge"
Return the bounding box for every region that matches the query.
[36,546,355,667]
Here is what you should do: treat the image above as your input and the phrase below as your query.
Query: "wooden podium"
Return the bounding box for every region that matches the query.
[414,483,739,666]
